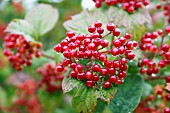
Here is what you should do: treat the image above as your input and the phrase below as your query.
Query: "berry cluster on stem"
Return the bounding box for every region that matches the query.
[135,83,170,113]
[54,20,138,88]
[3,34,42,71]
[36,63,65,93]
[156,0,170,24]
[139,26,170,76]
[92,0,150,13]
[14,80,42,113]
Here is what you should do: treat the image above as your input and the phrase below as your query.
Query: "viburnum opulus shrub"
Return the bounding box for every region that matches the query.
[1,1,170,113]
[54,21,138,88]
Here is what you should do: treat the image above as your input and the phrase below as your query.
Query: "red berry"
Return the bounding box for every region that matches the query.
[164,108,170,113]
[124,33,131,39]
[100,39,108,48]
[92,64,101,72]
[111,48,119,56]
[93,75,100,81]
[118,71,126,78]
[148,61,156,68]
[100,68,108,76]
[104,60,112,68]
[106,23,115,31]
[76,64,83,72]
[99,54,107,62]
[113,60,120,68]
[85,71,93,80]
[113,40,121,47]
[120,58,127,65]
[113,28,121,36]
[165,26,170,34]
[103,81,111,88]
[140,68,146,74]
[109,76,117,83]
[156,4,161,10]
[88,43,96,50]
[165,76,170,83]
[108,68,116,75]
[94,20,102,28]
[97,27,104,34]
[158,60,166,68]
[77,72,85,80]
[54,44,62,52]
[88,25,96,33]
[56,65,64,72]
[157,29,163,35]
[126,53,135,60]
[119,37,126,44]
[70,70,77,78]
[116,78,122,85]
[128,6,134,13]
[66,31,75,38]
[86,80,94,87]
[162,44,169,52]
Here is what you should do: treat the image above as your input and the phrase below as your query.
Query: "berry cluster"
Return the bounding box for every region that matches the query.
[156,1,170,24]
[3,34,42,71]
[139,26,170,75]
[92,0,150,13]
[0,23,6,39]
[135,84,170,113]
[14,80,42,113]
[36,63,65,93]
[54,20,137,88]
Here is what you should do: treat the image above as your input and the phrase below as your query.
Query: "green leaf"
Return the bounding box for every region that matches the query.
[96,86,118,102]
[63,10,108,34]
[72,84,97,113]
[132,49,144,61]
[5,19,35,42]
[62,75,118,113]
[109,75,144,113]
[108,7,151,41]
[31,49,63,68]
[62,76,81,94]
[25,4,59,38]
[142,82,153,99]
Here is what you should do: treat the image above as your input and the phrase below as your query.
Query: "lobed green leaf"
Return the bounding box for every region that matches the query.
[109,75,144,113]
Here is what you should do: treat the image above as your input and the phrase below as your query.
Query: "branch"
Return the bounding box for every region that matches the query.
[144,76,165,81]
[41,52,55,60]
[102,32,111,38]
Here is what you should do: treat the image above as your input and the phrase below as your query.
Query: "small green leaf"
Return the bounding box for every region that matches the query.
[63,10,108,34]
[5,19,35,42]
[72,84,97,113]
[96,86,118,102]
[142,82,153,99]
[129,24,146,41]
[62,76,81,94]
[108,7,151,41]
[132,49,144,61]
[25,4,59,38]
[62,75,118,112]
[109,75,144,113]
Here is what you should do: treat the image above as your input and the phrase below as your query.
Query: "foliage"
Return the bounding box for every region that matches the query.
[0,0,170,113]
